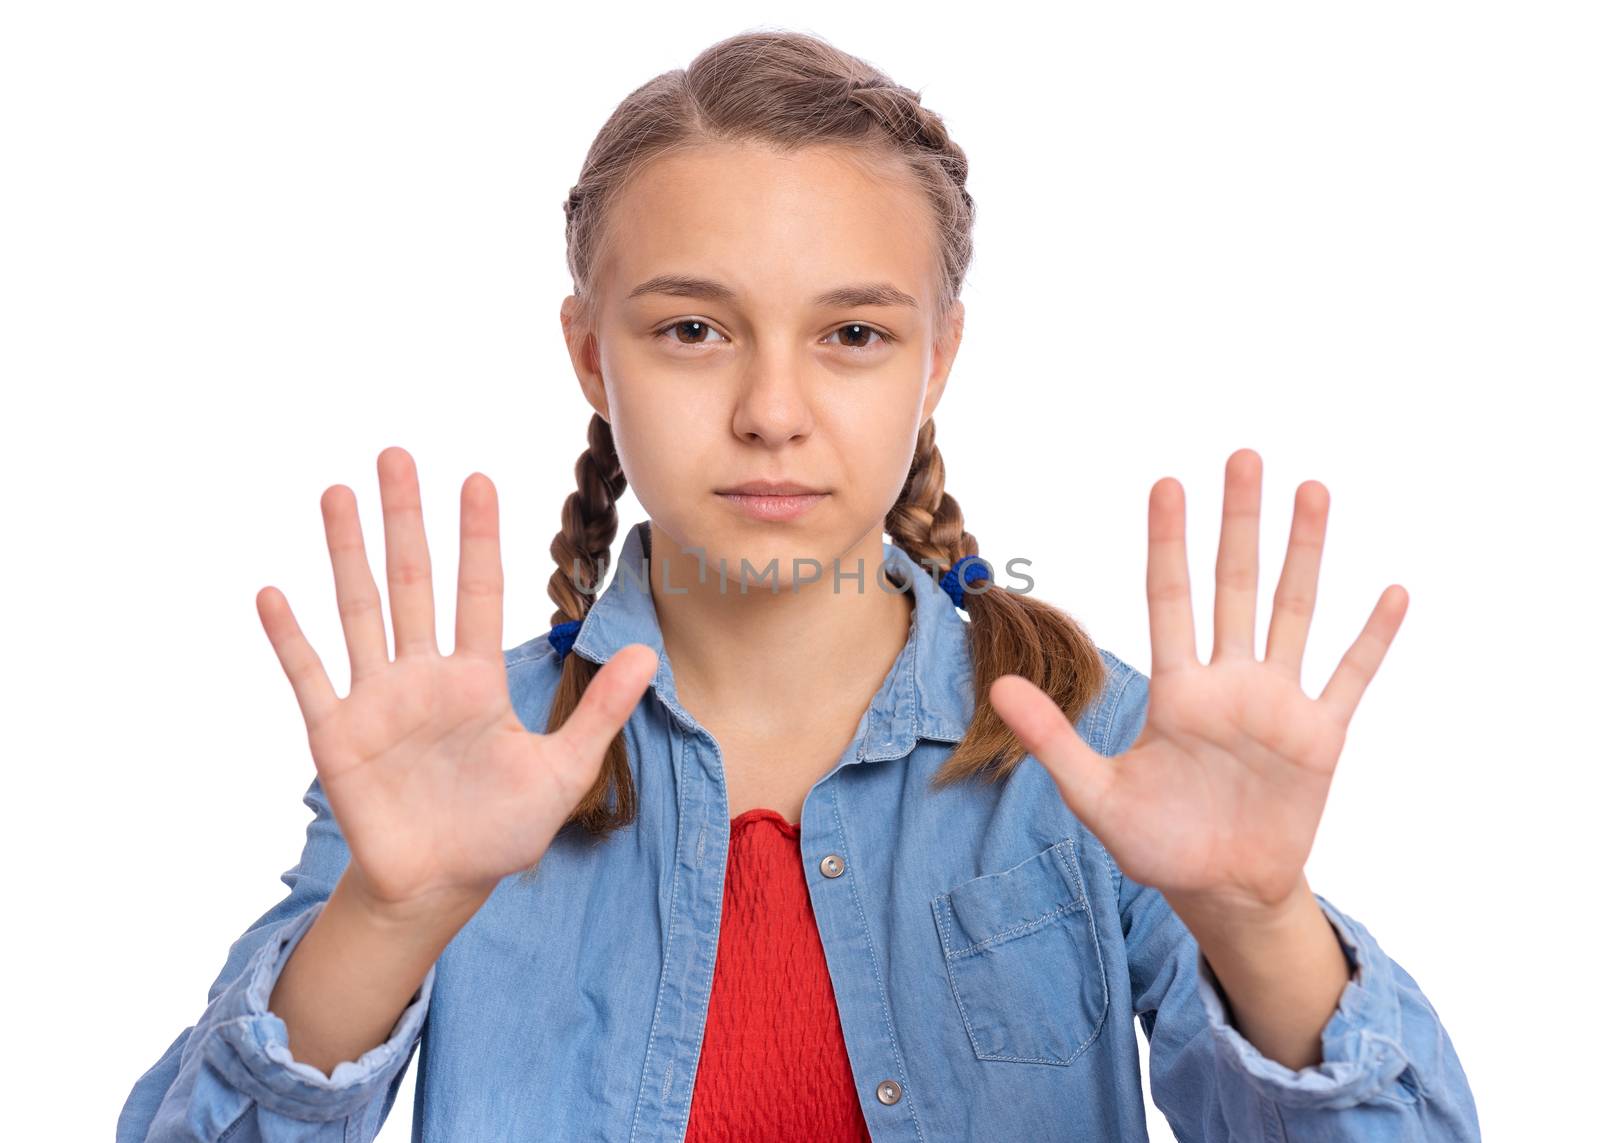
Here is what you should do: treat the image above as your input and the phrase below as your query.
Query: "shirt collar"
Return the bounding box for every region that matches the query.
[569,520,974,760]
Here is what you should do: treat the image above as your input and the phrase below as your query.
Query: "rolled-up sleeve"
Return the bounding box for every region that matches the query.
[118,775,433,1142]
[1096,652,1482,1140]
[203,898,433,1118]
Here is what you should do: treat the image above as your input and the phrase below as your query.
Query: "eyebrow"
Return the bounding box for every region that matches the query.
[625,274,919,311]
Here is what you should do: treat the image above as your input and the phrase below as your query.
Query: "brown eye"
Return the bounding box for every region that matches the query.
[655,320,727,346]
[825,322,893,350]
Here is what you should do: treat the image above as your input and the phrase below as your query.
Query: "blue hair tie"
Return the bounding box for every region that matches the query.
[549,618,583,662]
[940,554,990,610]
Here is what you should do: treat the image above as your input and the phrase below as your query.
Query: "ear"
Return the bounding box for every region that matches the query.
[920,299,964,426]
[561,294,611,422]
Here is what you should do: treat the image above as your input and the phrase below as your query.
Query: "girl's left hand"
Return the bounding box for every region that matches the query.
[990,448,1408,924]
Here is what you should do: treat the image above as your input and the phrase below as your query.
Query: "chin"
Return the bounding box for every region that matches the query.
[656,512,868,593]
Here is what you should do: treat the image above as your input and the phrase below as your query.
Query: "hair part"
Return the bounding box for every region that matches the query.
[529,29,1105,870]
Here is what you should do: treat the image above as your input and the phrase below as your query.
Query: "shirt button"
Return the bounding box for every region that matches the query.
[820,853,845,878]
[876,1078,902,1105]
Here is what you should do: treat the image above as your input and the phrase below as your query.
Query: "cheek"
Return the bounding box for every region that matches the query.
[822,395,924,510]
[602,338,731,427]
[604,372,726,513]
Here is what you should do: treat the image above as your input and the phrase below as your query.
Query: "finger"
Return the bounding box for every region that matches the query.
[549,644,659,770]
[454,472,504,658]
[1148,477,1198,673]
[1212,449,1262,661]
[256,586,339,730]
[378,446,438,657]
[1317,585,1409,725]
[990,674,1117,836]
[1264,480,1330,681]
[321,484,390,684]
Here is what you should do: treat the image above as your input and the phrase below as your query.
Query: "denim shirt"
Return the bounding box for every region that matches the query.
[120,520,1479,1142]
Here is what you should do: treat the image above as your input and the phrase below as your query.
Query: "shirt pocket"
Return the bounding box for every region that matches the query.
[931,837,1109,1067]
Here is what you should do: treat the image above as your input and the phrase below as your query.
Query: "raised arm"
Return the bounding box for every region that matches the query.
[118,447,656,1142]
[989,449,1480,1138]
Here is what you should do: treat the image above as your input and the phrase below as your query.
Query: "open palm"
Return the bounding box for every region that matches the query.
[991,448,1407,915]
[256,447,656,919]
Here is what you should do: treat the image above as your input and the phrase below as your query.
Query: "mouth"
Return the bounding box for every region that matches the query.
[714,482,829,522]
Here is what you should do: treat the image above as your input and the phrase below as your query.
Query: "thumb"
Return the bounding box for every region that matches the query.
[550,643,659,770]
[989,674,1117,835]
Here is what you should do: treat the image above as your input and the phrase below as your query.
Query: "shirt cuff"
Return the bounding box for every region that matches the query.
[1194,893,1418,1110]
[199,898,436,1122]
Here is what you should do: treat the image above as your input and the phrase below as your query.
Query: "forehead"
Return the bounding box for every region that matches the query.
[604,141,938,308]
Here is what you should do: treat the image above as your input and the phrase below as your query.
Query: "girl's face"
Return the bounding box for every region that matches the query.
[562,140,964,585]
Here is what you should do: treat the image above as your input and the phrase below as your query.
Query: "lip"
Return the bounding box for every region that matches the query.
[714,480,826,496]
[714,482,829,522]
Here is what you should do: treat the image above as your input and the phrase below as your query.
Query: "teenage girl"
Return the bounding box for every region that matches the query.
[120,29,1479,1143]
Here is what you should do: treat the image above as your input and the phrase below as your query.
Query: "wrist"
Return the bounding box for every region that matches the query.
[1174,877,1349,1000]
[332,868,491,943]
[1164,873,1316,950]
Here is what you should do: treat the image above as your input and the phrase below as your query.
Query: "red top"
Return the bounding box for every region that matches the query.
[685,807,873,1142]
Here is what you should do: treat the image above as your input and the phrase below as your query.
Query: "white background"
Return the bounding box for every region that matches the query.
[4,3,1594,1139]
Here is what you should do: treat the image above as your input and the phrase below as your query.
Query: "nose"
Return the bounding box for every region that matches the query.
[729,352,816,447]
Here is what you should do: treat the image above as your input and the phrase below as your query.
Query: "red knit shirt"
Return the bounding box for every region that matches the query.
[685,808,873,1142]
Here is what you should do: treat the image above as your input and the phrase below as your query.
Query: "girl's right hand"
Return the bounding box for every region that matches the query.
[255,446,656,924]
